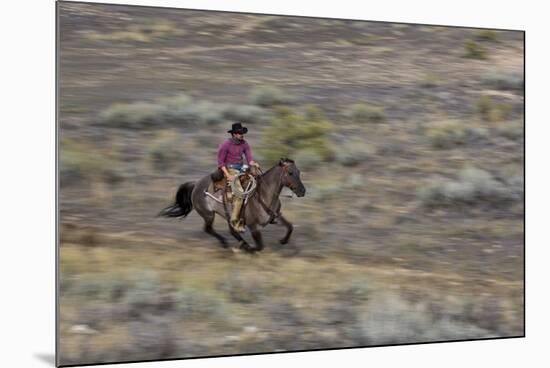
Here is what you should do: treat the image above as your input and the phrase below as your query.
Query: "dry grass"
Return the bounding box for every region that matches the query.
[59,237,523,365]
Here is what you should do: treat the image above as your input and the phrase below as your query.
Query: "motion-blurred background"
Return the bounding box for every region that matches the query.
[58,2,524,365]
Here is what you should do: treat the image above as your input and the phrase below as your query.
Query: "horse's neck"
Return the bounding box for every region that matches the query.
[257,166,282,204]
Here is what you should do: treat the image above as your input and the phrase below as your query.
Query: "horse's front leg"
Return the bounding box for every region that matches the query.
[276,213,293,245]
[248,224,264,252]
[228,225,253,252]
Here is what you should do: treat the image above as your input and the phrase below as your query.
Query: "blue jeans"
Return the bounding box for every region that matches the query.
[227,163,243,172]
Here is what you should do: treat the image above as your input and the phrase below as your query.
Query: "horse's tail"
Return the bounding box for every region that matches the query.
[158,181,195,218]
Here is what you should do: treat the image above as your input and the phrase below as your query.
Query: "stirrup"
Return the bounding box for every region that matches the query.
[230,219,246,233]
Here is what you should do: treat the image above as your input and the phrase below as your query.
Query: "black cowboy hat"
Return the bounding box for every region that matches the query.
[227,122,248,134]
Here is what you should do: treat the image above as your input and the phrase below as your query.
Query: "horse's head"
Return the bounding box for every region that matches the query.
[279,158,306,197]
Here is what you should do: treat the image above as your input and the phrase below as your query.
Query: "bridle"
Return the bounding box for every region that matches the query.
[254,163,294,223]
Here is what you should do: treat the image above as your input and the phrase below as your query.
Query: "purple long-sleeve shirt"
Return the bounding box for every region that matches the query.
[217,138,253,168]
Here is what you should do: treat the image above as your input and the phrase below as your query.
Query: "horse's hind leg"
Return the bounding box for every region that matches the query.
[203,214,228,248]
[277,214,293,245]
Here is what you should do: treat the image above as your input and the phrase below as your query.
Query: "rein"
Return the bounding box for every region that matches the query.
[254,166,287,223]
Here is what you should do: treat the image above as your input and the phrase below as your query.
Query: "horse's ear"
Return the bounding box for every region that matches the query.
[279,158,284,166]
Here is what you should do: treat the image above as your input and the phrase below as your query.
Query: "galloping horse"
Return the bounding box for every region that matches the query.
[159,158,306,252]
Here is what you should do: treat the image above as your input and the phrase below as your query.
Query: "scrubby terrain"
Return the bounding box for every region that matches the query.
[58,3,524,366]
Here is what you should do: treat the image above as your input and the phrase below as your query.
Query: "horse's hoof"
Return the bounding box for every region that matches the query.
[239,242,260,254]
[231,247,242,253]
[279,238,289,245]
[238,241,251,250]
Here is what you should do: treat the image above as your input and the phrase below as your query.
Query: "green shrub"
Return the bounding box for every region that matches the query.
[482,71,523,91]
[418,167,519,207]
[294,148,325,170]
[308,181,345,202]
[259,106,334,164]
[147,130,186,171]
[348,34,381,46]
[335,138,372,166]
[86,20,184,43]
[267,302,305,329]
[419,73,442,88]
[425,121,488,149]
[505,175,524,201]
[123,271,167,318]
[355,292,494,345]
[341,279,371,302]
[309,173,366,201]
[346,173,366,189]
[99,102,164,128]
[100,95,204,129]
[99,94,271,128]
[426,124,464,148]
[476,95,492,117]
[346,103,386,124]
[127,320,177,361]
[220,273,263,304]
[64,274,131,302]
[173,288,228,320]
[60,138,122,185]
[67,278,104,300]
[476,95,513,122]
[496,121,523,141]
[222,104,272,125]
[476,30,498,42]
[187,101,226,126]
[249,85,294,108]
[464,39,487,59]
[156,94,194,108]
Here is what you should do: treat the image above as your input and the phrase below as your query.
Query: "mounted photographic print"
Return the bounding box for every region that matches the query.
[56,1,525,366]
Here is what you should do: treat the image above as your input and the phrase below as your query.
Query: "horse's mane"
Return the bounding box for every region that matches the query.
[260,158,294,177]
[259,165,277,178]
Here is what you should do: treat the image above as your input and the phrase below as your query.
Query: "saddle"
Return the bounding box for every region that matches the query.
[209,168,256,203]
[210,168,227,194]
[209,168,261,233]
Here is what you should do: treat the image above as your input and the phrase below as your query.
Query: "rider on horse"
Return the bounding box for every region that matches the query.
[217,122,260,232]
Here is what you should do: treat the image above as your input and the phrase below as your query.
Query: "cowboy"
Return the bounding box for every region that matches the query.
[217,122,260,232]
